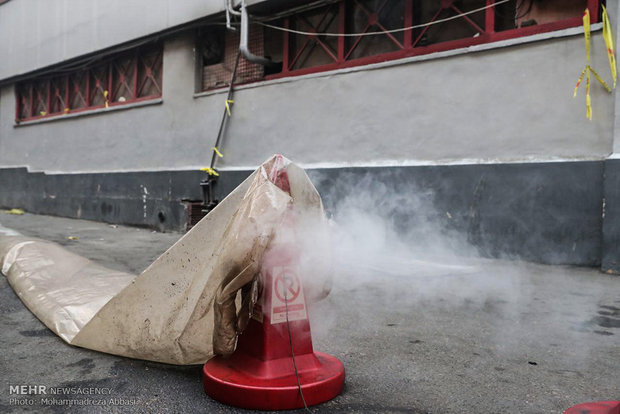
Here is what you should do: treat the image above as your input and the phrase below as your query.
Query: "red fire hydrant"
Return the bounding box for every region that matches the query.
[564,401,620,414]
[202,160,345,410]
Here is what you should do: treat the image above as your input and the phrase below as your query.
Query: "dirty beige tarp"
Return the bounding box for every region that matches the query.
[0,155,329,365]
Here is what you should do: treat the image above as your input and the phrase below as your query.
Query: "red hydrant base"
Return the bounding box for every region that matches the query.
[564,401,620,414]
[203,351,345,410]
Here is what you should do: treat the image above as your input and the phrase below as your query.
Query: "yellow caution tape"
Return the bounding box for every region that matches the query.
[574,9,612,120]
[104,90,109,108]
[2,208,25,215]
[201,167,219,176]
[602,5,617,89]
[584,8,591,61]
[574,67,587,96]
[586,83,592,120]
[225,99,234,116]
[590,66,611,91]
[212,147,224,158]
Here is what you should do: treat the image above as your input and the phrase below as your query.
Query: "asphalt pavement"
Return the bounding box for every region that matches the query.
[0,212,618,414]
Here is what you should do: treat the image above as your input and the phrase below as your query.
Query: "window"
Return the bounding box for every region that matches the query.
[200,25,274,91]
[15,44,163,123]
[199,0,601,91]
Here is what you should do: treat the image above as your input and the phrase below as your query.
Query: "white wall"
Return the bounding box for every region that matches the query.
[0,0,268,81]
[0,30,615,174]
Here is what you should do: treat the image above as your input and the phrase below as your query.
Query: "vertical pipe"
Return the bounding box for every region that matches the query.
[240,2,277,67]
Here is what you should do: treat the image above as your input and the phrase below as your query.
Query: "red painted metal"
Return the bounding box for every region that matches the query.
[49,77,65,114]
[266,13,591,82]
[202,162,345,411]
[345,0,403,61]
[413,6,443,48]
[282,18,290,73]
[45,80,51,116]
[137,48,163,97]
[288,5,340,70]
[564,401,620,414]
[64,74,70,113]
[112,55,136,102]
[85,69,91,107]
[338,0,346,61]
[17,1,602,117]
[107,61,113,104]
[132,51,139,99]
[404,0,413,48]
[30,81,48,118]
[588,0,600,23]
[90,65,107,107]
[485,0,495,34]
[452,3,485,34]
[16,45,162,122]
[14,84,19,123]
[28,85,33,119]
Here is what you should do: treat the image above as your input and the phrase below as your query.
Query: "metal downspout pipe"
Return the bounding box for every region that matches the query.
[239,1,278,67]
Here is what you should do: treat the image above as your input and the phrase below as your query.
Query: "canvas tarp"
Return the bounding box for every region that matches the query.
[0,155,328,365]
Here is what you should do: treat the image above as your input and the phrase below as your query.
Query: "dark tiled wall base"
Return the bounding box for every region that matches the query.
[0,161,606,266]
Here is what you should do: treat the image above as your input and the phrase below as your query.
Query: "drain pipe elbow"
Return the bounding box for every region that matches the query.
[226,0,241,16]
[240,2,278,68]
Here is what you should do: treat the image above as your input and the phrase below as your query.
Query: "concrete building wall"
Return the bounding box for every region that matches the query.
[0,34,206,173]
[0,31,614,174]
[215,32,614,170]
[0,0,268,81]
[1,5,619,268]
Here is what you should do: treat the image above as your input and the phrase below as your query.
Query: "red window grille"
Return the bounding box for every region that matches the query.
[69,71,88,110]
[17,84,32,120]
[15,43,163,123]
[413,0,489,48]
[89,64,109,107]
[49,76,68,115]
[273,0,601,79]
[199,0,601,90]
[111,55,137,103]
[32,80,49,117]
[137,48,163,98]
[287,3,340,71]
[345,0,407,61]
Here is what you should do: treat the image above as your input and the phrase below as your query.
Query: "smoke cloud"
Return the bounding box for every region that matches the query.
[297,169,615,367]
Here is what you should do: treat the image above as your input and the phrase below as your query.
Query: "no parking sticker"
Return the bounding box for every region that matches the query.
[270,266,307,324]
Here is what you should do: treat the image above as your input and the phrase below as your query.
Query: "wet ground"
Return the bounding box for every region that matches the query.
[0,212,618,413]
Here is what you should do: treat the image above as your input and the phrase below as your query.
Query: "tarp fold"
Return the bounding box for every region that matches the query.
[0,155,328,365]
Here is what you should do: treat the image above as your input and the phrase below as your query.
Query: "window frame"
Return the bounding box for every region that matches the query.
[263,0,601,80]
[15,44,163,124]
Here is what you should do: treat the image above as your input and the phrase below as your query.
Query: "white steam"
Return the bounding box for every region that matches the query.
[298,171,614,365]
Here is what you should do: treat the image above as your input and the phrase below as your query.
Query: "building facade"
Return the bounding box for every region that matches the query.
[2,0,620,270]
